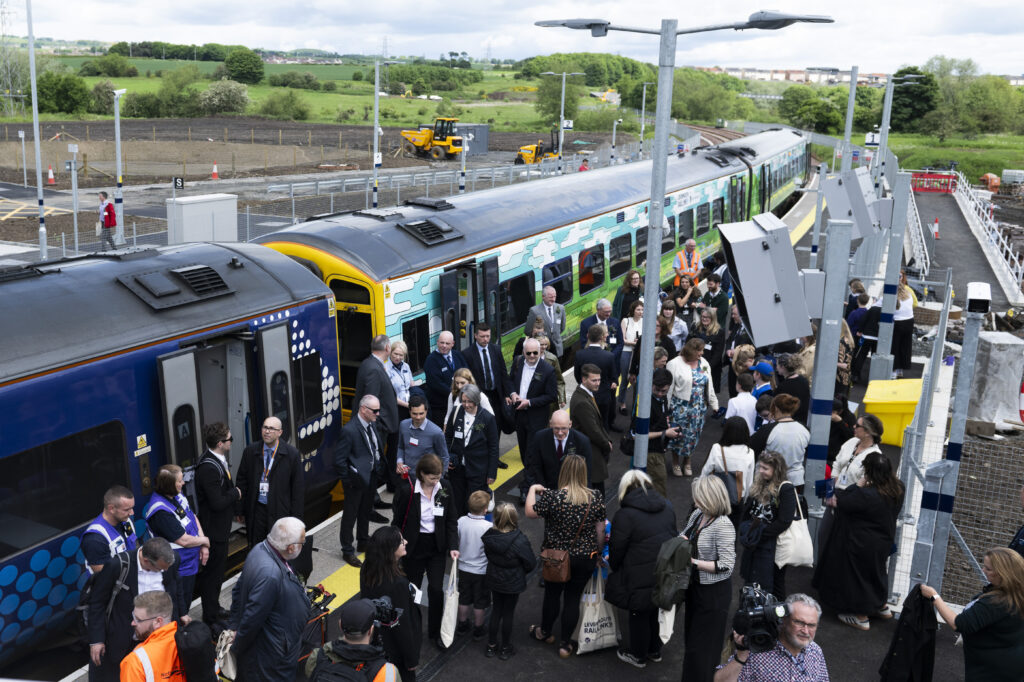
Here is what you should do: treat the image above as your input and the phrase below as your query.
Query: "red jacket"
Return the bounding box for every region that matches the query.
[102,201,117,228]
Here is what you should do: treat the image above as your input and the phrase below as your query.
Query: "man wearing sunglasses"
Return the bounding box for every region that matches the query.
[120,591,184,682]
[508,338,557,505]
[195,422,242,625]
[237,416,304,548]
[335,395,387,567]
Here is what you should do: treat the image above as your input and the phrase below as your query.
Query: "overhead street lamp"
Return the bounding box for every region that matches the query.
[113,88,127,245]
[611,117,623,165]
[874,74,923,197]
[537,10,833,471]
[25,0,47,260]
[372,59,403,209]
[540,71,584,174]
[639,82,654,158]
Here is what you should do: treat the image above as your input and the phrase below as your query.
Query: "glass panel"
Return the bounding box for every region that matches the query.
[171,405,199,469]
[330,279,370,305]
[402,315,430,373]
[292,351,323,424]
[662,215,675,252]
[712,198,724,229]
[578,245,605,295]
[609,235,632,280]
[696,203,711,236]
[542,257,573,304]
[679,210,694,241]
[269,370,291,442]
[497,272,536,334]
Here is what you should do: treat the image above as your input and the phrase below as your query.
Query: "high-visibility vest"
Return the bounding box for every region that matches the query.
[674,248,701,286]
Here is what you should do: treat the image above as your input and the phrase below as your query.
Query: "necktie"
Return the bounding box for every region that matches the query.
[446,354,454,372]
[548,306,554,325]
[556,440,564,460]
[482,348,494,390]
[365,425,378,464]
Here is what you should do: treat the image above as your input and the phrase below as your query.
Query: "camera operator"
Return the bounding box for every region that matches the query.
[715,593,829,682]
[305,598,400,682]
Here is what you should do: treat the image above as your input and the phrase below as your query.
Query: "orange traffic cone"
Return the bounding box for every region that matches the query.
[933,217,940,240]
[211,161,219,180]
[47,165,55,185]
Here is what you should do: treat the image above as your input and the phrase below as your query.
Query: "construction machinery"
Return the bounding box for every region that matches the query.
[400,117,463,160]
[514,129,559,165]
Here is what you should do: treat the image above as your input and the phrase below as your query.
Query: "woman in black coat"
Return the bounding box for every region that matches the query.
[392,453,460,651]
[360,526,422,682]
[738,451,796,600]
[481,502,536,659]
[606,470,677,668]
[813,452,904,631]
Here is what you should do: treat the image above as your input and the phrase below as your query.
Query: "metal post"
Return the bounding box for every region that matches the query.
[372,61,381,209]
[611,118,620,166]
[632,19,677,470]
[870,171,913,382]
[18,130,27,187]
[246,205,251,242]
[875,78,895,197]
[132,221,136,247]
[60,232,64,257]
[290,185,296,224]
[459,137,466,194]
[808,163,826,269]
[805,219,853,540]
[69,144,79,253]
[558,72,567,175]
[330,193,334,213]
[25,0,47,261]
[840,66,858,172]
[640,82,653,159]
[113,89,126,245]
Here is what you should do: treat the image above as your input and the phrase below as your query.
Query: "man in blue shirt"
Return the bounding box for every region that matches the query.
[397,395,450,475]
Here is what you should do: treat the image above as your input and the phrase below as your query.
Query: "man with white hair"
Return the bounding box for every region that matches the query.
[231,517,311,682]
[508,338,557,505]
[525,286,566,357]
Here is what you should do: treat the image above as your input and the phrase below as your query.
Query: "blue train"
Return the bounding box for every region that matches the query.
[0,242,341,666]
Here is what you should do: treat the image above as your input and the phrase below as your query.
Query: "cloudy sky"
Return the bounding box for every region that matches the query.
[11,0,1024,76]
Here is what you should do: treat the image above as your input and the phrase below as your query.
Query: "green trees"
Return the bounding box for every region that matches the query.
[199,80,249,115]
[35,72,90,113]
[267,71,321,90]
[89,80,116,115]
[534,74,583,125]
[889,67,938,132]
[225,47,264,84]
[78,53,138,77]
[258,90,309,120]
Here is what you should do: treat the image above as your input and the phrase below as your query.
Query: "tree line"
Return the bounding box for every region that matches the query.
[107,41,247,62]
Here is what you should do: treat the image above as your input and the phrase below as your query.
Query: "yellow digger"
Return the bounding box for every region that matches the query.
[400,117,463,160]
[514,129,559,165]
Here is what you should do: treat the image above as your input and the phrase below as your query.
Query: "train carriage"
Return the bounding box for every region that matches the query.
[0,242,341,664]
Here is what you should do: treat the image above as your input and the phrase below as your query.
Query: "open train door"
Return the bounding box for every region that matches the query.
[157,349,204,510]
[440,260,480,350]
[481,256,500,336]
[257,323,297,445]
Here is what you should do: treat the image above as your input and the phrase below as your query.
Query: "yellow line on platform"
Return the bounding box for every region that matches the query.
[316,445,525,612]
[790,200,823,245]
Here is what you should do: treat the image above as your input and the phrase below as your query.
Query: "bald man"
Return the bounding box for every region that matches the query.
[526,410,592,491]
[423,331,467,427]
[525,286,566,357]
[237,416,304,547]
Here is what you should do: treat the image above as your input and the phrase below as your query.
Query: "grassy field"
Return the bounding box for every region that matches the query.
[59,56,221,75]
[888,133,1024,181]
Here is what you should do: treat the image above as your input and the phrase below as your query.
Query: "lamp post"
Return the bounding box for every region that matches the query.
[874,74,922,197]
[18,129,26,187]
[839,66,858,172]
[540,71,584,174]
[372,59,402,208]
[113,88,126,245]
[25,0,47,260]
[611,117,623,166]
[537,10,833,470]
[639,81,654,159]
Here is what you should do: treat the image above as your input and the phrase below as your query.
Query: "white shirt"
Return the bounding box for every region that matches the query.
[415,479,441,534]
[700,444,757,498]
[445,393,493,426]
[518,361,538,398]
[458,514,491,575]
[212,451,229,472]
[462,410,476,445]
[137,551,164,595]
[725,392,758,435]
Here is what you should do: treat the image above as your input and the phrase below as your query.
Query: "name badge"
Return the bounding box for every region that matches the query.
[454,430,463,439]
[411,582,425,605]
[608,337,617,345]
[704,343,712,351]
[259,481,270,497]
[432,505,445,517]
[409,437,419,446]
[441,366,450,373]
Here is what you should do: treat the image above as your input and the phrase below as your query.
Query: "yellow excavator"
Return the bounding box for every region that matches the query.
[400,117,463,160]
[514,129,559,165]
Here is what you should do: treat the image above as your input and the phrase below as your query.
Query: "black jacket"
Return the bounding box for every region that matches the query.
[306,638,390,681]
[526,427,592,490]
[482,527,536,594]
[688,326,725,365]
[574,344,618,405]
[334,416,385,488]
[464,343,512,397]
[606,488,677,611]
[353,354,399,434]
[391,478,459,555]
[236,439,304,543]
[195,450,238,541]
[445,407,500,482]
[775,375,811,425]
[878,584,937,682]
[360,575,421,672]
[508,357,558,431]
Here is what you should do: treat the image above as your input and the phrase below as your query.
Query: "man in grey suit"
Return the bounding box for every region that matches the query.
[525,286,566,357]
[334,395,385,567]
[353,334,399,497]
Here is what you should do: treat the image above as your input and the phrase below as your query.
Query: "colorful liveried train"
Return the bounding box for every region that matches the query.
[0,127,806,667]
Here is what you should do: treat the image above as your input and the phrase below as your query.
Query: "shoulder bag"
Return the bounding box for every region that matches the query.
[709,444,740,506]
[540,506,587,583]
[774,483,814,568]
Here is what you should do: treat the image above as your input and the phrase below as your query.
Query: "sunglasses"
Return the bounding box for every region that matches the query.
[220,436,234,443]
[367,407,381,414]
[525,351,539,356]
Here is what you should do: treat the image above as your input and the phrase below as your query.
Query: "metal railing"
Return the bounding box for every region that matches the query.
[906,191,930,276]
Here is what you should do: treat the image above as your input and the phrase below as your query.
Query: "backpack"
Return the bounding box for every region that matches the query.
[307,641,389,682]
[651,535,692,610]
[76,551,131,637]
[174,619,218,682]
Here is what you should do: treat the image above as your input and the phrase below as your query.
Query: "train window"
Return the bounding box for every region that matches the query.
[712,198,724,229]
[402,315,430,373]
[291,350,324,426]
[0,421,127,561]
[679,210,694,241]
[636,228,648,265]
[171,405,199,470]
[578,245,605,295]
[696,203,711,236]
[542,257,573,304]
[662,215,676,252]
[497,271,536,334]
[330,279,371,305]
[269,370,292,442]
[737,179,746,220]
[609,235,632,280]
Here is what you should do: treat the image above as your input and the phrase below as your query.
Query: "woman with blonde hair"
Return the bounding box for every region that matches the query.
[444,367,493,425]
[727,344,757,399]
[921,547,1024,679]
[666,337,719,477]
[738,451,796,599]
[689,308,725,394]
[682,476,736,680]
[892,282,915,378]
[525,455,606,658]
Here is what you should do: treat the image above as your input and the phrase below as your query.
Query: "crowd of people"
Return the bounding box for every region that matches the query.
[78,264,1024,682]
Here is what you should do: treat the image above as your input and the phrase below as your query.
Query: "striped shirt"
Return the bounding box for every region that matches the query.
[683,509,735,584]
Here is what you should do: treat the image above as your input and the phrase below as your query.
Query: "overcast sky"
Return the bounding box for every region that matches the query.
[12,0,1024,76]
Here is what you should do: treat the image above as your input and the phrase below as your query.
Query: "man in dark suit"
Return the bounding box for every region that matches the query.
[87,537,178,682]
[445,384,499,517]
[464,323,512,434]
[422,330,467,427]
[526,410,592,490]
[236,415,304,548]
[579,298,623,360]
[509,338,558,503]
[335,395,386,567]
[570,365,613,497]
[574,322,620,432]
[525,286,566,357]
[353,334,400,493]
[195,421,241,625]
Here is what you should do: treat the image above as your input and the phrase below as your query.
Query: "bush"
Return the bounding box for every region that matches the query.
[89,80,116,115]
[352,70,363,81]
[209,64,229,81]
[35,72,90,114]
[575,109,635,132]
[335,107,356,122]
[267,71,320,90]
[388,81,406,96]
[225,47,264,84]
[78,53,136,78]
[322,81,337,92]
[122,92,162,118]
[199,80,249,115]
[258,90,309,120]
[436,97,461,117]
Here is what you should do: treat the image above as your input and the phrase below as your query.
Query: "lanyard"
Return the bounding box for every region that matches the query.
[262,443,279,482]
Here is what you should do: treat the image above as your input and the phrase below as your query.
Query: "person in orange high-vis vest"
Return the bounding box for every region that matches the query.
[120,591,185,682]
[673,239,702,287]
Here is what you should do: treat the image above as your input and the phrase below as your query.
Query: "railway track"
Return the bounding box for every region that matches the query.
[685,123,747,146]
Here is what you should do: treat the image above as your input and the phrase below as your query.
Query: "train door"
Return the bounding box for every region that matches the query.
[330,278,372,419]
[193,339,251,481]
[157,350,204,509]
[256,323,297,446]
[481,256,500,334]
[728,177,739,223]
[440,260,480,350]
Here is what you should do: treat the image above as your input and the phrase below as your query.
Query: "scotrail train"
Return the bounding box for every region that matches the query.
[0,127,806,667]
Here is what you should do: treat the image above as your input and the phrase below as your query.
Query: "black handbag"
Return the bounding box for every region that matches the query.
[619,431,634,456]
[738,519,764,548]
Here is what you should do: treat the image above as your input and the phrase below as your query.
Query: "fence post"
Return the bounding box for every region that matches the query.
[61,232,65,258]
[291,185,296,224]
[330,193,334,213]
[246,205,251,242]
[132,221,137,247]
[365,181,369,209]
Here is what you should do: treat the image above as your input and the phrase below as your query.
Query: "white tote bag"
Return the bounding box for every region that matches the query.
[575,574,619,654]
[658,606,676,644]
[775,483,814,568]
[439,558,460,647]
[215,629,237,680]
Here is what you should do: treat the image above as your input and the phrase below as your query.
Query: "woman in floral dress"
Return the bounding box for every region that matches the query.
[665,337,719,476]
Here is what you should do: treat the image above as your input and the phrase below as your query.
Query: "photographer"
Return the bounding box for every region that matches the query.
[360,527,421,682]
[305,598,400,682]
[715,593,829,682]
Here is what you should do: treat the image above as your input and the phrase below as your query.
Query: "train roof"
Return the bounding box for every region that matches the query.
[256,128,806,282]
[0,242,330,383]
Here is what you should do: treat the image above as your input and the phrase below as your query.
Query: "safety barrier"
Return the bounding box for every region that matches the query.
[906,191,930,276]
[911,172,958,193]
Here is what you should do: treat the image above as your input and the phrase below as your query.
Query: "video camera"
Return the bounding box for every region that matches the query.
[732,584,789,654]
[370,596,403,629]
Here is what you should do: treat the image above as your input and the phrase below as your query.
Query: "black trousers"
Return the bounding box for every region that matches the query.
[541,556,594,644]
[893,318,914,371]
[197,539,229,621]
[177,571,197,620]
[627,607,661,661]
[339,473,376,555]
[741,539,787,601]
[682,577,732,682]
[403,533,446,639]
[249,502,269,547]
[448,466,488,519]
[384,430,400,493]
[489,591,520,647]
[852,338,877,384]
[514,421,533,494]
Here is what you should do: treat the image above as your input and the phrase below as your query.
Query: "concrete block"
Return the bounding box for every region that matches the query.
[967,331,1024,424]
